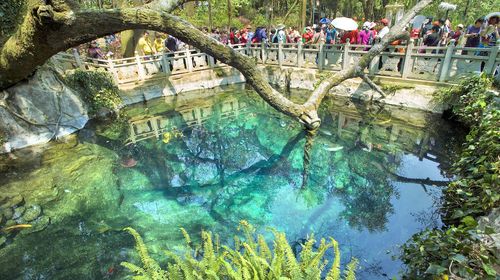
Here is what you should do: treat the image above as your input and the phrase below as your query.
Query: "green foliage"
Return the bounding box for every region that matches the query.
[376,82,415,95]
[403,74,499,279]
[122,220,358,280]
[402,225,497,279]
[66,69,122,115]
[434,74,494,126]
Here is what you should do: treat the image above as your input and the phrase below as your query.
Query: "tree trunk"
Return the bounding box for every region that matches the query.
[227,0,232,29]
[362,0,375,21]
[208,0,213,32]
[301,0,307,30]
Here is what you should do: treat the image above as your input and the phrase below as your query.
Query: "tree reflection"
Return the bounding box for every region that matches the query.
[113,90,458,233]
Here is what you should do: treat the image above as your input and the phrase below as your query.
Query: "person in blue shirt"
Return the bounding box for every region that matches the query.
[325,24,337,44]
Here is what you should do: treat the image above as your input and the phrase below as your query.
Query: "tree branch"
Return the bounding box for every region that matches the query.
[361,73,386,97]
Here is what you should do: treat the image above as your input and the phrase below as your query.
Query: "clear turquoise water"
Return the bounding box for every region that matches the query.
[0,86,463,279]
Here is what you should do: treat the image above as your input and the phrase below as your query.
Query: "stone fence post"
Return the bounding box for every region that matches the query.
[161,51,171,75]
[135,51,145,81]
[107,58,120,84]
[261,41,267,64]
[402,39,414,79]
[439,39,456,82]
[297,41,304,68]
[484,39,500,75]
[318,42,325,70]
[342,39,351,70]
[185,49,193,72]
[278,42,284,68]
[72,48,85,70]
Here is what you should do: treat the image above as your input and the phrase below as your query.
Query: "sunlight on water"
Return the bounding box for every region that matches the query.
[0,86,464,279]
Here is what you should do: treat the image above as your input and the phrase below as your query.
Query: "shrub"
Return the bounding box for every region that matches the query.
[402,74,499,279]
[65,69,122,115]
[122,220,358,280]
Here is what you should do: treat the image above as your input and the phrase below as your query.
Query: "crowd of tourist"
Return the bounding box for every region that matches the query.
[82,14,499,60]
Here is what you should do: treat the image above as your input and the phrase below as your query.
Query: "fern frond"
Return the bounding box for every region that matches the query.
[122,227,168,279]
[344,258,359,280]
[299,234,316,269]
[180,227,192,247]
[257,234,272,261]
[121,261,146,275]
[238,220,257,251]
[325,238,341,280]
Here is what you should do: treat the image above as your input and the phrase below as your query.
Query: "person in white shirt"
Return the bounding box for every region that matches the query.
[377,18,390,39]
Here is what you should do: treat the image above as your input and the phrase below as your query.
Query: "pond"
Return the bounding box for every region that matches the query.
[0,85,464,279]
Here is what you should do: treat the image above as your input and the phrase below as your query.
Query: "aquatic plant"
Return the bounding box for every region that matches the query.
[403,74,499,279]
[65,69,122,115]
[122,220,358,279]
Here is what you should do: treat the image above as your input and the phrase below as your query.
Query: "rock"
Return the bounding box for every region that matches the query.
[1,195,24,209]
[0,64,88,152]
[12,206,26,220]
[170,174,184,188]
[20,205,42,223]
[1,207,14,220]
[20,216,50,236]
[0,236,6,247]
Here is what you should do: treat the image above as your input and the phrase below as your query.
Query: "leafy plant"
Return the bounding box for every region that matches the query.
[402,224,497,279]
[403,74,499,279]
[65,69,122,115]
[122,220,358,280]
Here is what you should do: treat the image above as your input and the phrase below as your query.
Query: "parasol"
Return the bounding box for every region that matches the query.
[331,17,358,31]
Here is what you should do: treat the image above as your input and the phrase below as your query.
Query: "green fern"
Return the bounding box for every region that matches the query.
[121,221,358,280]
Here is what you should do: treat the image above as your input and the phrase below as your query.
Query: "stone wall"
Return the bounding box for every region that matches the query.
[121,65,446,113]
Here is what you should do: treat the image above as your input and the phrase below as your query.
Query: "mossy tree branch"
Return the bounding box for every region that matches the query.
[0,0,432,129]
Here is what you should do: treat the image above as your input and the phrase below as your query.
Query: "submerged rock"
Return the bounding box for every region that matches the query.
[1,208,13,220]
[1,195,24,209]
[20,205,42,223]
[20,216,50,236]
[12,206,26,220]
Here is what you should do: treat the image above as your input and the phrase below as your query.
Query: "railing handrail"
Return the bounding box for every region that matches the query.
[54,39,500,85]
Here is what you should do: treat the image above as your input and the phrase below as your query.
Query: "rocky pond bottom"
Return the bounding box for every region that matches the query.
[0,86,464,279]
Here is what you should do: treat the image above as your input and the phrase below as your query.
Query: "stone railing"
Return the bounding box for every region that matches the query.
[54,39,500,85]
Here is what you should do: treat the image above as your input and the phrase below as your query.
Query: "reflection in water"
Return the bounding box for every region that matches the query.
[0,86,464,279]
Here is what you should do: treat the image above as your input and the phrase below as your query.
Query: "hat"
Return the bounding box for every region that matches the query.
[369,22,377,29]
[381,18,389,25]
[276,24,286,30]
[457,24,464,29]
[362,21,371,28]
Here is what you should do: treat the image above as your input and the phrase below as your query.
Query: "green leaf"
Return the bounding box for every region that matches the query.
[482,263,496,276]
[451,254,467,263]
[461,216,477,228]
[424,264,447,275]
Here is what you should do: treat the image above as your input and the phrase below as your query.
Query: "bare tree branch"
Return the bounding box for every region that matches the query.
[361,73,386,97]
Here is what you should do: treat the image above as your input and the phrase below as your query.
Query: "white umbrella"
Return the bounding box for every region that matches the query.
[485,12,500,19]
[331,17,358,31]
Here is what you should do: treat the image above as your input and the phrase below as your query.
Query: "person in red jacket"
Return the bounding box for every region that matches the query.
[340,29,359,44]
[302,27,314,45]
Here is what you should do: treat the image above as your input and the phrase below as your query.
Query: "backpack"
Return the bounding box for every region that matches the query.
[272,34,279,43]
[368,31,374,45]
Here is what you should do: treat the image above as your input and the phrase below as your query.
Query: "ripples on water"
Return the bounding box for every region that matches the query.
[0,86,464,279]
